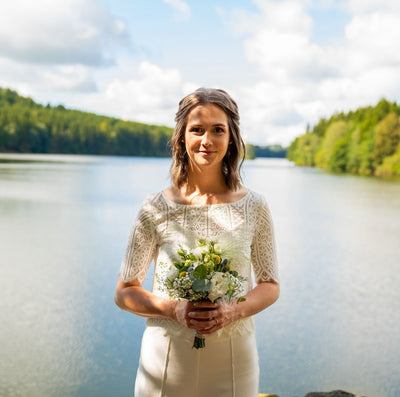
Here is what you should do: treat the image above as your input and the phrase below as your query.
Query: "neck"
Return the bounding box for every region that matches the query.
[184,166,228,195]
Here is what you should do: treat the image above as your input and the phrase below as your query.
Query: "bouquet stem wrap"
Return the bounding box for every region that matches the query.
[193,331,205,349]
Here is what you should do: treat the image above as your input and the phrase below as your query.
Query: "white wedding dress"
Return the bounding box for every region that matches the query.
[120,190,279,397]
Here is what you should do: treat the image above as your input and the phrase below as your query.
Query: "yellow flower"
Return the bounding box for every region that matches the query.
[214,255,221,264]
[179,271,187,278]
[228,264,232,270]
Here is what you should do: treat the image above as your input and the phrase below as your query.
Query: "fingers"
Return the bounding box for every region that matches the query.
[174,300,192,328]
[192,301,218,309]
[189,309,218,319]
[189,317,221,334]
[173,300,233,334]
[174,301,216,330]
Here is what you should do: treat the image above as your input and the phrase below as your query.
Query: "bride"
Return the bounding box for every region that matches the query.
[115,87,280,396]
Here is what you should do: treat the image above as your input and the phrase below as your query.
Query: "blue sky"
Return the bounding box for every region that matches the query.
[1,0,399,146]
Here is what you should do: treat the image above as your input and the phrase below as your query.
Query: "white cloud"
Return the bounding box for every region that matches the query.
[0,58,97,96]
[243,0,337,84]
[347,0,400,13]
[75,62,198,126]
[342,12,400,72]
[0,0,129,66]
[222,0,400,145]
[162,0,191,20]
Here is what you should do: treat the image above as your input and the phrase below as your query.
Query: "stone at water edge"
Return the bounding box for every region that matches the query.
[304,390,366,397]
[257,389,365,397]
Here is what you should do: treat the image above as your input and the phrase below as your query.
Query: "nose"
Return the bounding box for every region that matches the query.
[201,131,212,147]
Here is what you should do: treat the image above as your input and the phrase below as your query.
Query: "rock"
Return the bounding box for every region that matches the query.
[304,391,360,397]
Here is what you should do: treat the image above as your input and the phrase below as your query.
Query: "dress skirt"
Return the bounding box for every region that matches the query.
[134,324,259,397]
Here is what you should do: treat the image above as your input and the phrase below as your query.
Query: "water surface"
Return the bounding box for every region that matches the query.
[1,154,399,397]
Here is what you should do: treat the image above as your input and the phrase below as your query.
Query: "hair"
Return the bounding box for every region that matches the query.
[170,87,246,190]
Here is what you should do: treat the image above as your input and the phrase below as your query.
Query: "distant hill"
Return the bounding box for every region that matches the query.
[0,87,173,157]
[287,98,400,177]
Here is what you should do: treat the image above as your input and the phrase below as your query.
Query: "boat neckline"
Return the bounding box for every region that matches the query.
[160,189,251,207]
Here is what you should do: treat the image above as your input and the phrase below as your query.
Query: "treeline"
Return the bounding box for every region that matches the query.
[287,98,400,177]
[0,87,173,156]
[246,144,286,159]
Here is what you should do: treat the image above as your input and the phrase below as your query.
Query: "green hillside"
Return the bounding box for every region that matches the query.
[287,98,400,177]
[0,87,173,157]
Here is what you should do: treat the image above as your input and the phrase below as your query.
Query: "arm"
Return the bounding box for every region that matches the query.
[115,276,198,329]
[115,277,175,319]
[236,279,280,318]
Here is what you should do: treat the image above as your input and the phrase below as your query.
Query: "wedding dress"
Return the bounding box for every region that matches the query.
[120,190,279,397]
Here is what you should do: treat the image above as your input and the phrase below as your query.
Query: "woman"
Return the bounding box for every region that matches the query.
[115,88,279,396]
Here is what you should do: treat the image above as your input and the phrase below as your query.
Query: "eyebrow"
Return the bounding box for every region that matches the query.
[187,122,228,127]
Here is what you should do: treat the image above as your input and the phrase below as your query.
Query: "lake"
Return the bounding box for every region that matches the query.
[1,154,399,397]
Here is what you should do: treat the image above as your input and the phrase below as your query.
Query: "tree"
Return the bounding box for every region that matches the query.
[372,112,400,168]
[315,120,349,170]
[0,87,174,157]
[286,98,400,178]
[375,145,400,177]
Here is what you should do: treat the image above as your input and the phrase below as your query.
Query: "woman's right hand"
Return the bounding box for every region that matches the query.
[173,300,220,333]
[173,300,196,328]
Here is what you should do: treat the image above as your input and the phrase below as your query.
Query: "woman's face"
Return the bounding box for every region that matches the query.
[184,103,230,172]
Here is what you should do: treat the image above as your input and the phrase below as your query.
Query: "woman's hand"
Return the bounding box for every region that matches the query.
[116,276,279,332]
[185,300,240,334]
[175,281,280,334]
[173,300,197,328]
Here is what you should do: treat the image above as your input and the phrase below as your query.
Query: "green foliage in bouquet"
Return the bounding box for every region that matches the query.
[163,239,247,349]
[164,239,246,303]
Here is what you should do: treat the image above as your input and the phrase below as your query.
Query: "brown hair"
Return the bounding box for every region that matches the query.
[170,88,245,190]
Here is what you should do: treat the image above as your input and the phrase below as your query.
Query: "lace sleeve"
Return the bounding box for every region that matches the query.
[119,200,158,284]
[251,198,279,283]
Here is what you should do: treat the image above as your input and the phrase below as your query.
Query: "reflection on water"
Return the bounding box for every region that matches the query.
[1,155,399,397]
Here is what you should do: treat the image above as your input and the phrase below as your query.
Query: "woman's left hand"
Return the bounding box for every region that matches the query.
[187,300,240,334]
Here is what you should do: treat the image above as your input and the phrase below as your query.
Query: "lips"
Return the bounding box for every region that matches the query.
[199,150,215,155]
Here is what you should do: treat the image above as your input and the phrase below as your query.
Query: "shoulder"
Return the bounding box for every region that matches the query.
[229,185,248,202]
[138,191,168,215]
[246,189,268,207]
[161,185,181,204]
[244,190,274,222]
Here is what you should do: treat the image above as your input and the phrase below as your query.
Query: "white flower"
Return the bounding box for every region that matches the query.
[165,266,179,282]
[192,245,208,258]
[208,272,230,302]
[214,244,222,254]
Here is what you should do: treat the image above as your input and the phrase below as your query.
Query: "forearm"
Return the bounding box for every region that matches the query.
[236,281,280,320]
[115,278,176,320]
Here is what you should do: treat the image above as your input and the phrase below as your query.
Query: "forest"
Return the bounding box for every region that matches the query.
[287,98,400,177]
[2,87,399,176]
[0,87,286,159]
[0,87,173,157]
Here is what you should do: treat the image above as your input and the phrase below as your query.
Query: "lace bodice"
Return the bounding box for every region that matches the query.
[120,189,279,339]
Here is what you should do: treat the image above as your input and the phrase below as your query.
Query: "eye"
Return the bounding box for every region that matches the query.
[189,127,203,134]
[215,126,225,133]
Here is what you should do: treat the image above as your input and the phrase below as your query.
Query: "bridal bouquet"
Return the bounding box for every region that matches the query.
[163,239,246,349]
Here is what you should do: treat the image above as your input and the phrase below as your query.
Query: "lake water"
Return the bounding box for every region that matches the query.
[1,154,399,397]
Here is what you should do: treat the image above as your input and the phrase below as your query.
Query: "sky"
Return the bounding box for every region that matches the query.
[1,0,400,146]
